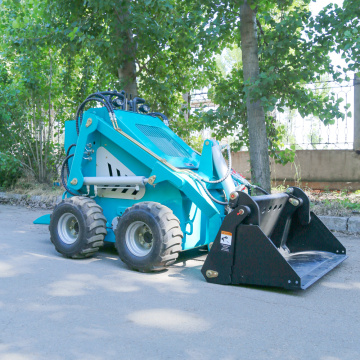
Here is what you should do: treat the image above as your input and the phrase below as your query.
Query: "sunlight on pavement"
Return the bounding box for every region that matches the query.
[321,282,360,290]
[0,354,35,360]
[47,273,140,296]
[0,343,37,360]
[0,261,17,277]
[127,308,211,333]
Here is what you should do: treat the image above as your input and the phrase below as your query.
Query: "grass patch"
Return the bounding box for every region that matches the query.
[273,185,360,217]
[308,189,360,217]
[2,175,63,197]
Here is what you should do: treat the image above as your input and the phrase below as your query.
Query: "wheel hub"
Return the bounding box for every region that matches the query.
[125,221,153,257]
[58,213,80,245]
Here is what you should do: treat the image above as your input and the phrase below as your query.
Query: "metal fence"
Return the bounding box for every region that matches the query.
[190,79,355,150]
[276,80,354,149]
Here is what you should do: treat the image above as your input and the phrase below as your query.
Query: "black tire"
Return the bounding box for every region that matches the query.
[49,196,107,258]
[115,202,183,272]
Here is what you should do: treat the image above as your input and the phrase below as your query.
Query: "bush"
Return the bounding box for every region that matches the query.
[0,152,23,188]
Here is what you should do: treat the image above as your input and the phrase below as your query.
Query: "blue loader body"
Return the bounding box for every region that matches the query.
[34,91,348,290]
[61,107,227,249]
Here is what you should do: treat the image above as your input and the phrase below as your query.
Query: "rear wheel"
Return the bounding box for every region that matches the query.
[49,197,107,258]
[115,202,183,272]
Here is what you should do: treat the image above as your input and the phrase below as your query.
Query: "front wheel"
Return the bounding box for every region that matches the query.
[115,202,183,272]
[49,197,107,258]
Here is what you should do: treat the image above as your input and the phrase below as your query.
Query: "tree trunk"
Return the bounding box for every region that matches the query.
[240,1,271,193]
[118,53,137,96]
[114,5,138,97]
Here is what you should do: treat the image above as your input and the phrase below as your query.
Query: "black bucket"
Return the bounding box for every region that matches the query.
[201,187,347,290]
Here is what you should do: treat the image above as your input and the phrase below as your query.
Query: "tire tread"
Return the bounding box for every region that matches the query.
[115,202,183,272]
[50,196,107,258]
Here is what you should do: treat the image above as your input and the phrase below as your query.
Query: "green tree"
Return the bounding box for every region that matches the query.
[47,0,216,114]
[0,0,110,183]
[186,0,359,192]
[1,0,359,193]
[0,0,221,185]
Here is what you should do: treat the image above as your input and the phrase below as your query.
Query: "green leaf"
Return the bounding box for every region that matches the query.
[12,19,20,29]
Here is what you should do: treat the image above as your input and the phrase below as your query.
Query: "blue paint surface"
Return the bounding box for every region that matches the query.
[33,214,51,225]
[34,107,233,250]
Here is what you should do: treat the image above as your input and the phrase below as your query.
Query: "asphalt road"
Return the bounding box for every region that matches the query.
[0,204,359,360]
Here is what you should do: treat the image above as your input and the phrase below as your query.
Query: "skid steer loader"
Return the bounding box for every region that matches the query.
[34,91,347,290]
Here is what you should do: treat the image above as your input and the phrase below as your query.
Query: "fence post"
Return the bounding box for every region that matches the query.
[354,75,360,151]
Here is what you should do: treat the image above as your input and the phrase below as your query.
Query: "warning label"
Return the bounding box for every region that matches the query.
[220,231,232,246]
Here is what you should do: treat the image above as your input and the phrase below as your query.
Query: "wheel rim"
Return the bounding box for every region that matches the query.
[125,221,153,257]
[58,213,80,245]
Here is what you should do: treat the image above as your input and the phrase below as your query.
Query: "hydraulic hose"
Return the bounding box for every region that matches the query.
[64,143,77,175]
[64,92,119,196]
[75,92,119,135]
[148,112,170,127]
[196,144,232,184]
[197,179,229,205]
[187,144,268,204]
[85,91,123,112]
[183,144,232,206]
[66,143,76,156]
[93,90,125,98]
[75,96,114,135]
[251,185,269,195]
[61,154,80,196]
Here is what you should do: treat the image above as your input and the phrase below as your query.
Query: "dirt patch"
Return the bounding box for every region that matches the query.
[0,176,63,209]
[307,189,360,217]
[273,186,360,217]
[5,177,63,197]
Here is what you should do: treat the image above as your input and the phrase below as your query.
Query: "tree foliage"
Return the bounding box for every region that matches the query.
[187,0,358,157]
[0,0,359,189]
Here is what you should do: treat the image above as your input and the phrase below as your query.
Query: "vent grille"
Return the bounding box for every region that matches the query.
[136,124,191,158]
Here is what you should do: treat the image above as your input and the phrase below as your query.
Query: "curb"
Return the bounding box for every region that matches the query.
[318,215,360,235]
[1,192,359,234]
[0,192,62,209]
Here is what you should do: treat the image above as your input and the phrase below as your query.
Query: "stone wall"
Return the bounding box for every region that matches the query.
[0,192,61,209]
